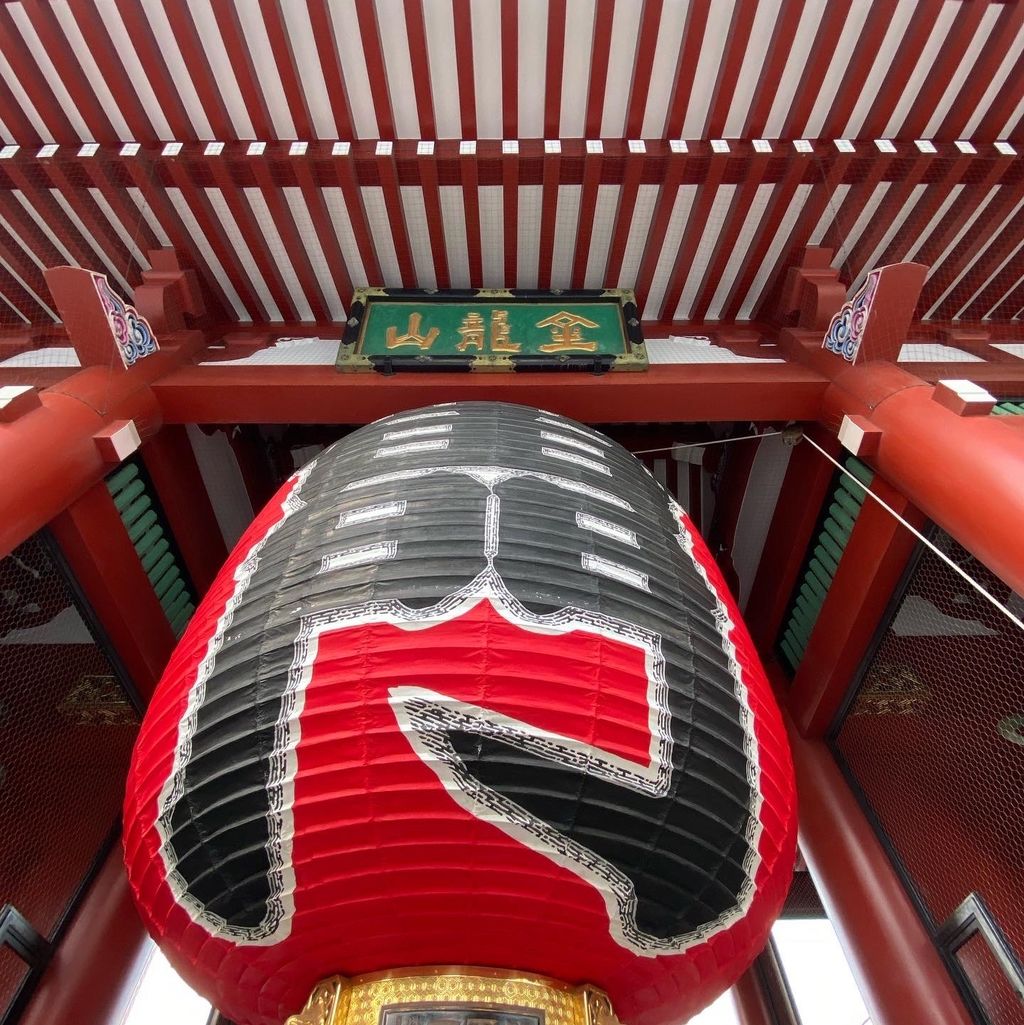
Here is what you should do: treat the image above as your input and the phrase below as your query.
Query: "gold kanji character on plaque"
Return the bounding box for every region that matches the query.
[489,310,521,353]
[457,311,486,351]
[385,312,440,350]
[536,311,600,353]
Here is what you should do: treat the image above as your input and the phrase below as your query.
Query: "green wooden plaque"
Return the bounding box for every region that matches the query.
[337,289,647,373]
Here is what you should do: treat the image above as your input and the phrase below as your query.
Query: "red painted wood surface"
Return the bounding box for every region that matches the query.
[780,694,973,1025]
[0,259,217,559]
[744,427,838,652]
[731,967,778,1025]
[141,425,227,598]
[19,851,149,1025]
[825,363,1024,597]
[708,434,762,594]
[0,140,1017,330]
[788,477,926,737]
[151,362,829,426]
[49,482,174,700]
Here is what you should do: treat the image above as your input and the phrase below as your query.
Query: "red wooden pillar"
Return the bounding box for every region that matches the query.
[688,461,703,532]
[664,453,679,506]
[227,425,278,512]
[782,699,973,1025]
[142,425,227,597]
[49,482,174,701]
[0,366,163,561]
[824,362,1024,596]
[745,427,838,651]
[0,259,206,562]
[19,849,149,1025]
[708,435,760,595]
[731,967,777,1025]
[788,476,926,736]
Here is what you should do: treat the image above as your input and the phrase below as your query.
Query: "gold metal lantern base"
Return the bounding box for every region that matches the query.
[285,966,622,1025]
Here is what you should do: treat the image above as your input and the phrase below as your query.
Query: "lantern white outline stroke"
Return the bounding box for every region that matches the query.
[154,427,763,956]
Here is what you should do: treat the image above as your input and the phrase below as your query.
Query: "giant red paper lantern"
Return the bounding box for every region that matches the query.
[124,402,796,1025]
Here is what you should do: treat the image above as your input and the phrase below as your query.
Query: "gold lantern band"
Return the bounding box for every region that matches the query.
[285,967,622,1025]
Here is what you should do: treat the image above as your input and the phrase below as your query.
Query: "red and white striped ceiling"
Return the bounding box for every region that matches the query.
[1,141,1022,328]
[0,0,1021,329]
[3,0,1023,146]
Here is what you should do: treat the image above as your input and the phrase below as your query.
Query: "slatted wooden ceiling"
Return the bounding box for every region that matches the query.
[0,0,1021,329]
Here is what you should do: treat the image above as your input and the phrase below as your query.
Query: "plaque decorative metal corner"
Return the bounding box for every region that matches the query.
[578,986,622,1025]
[286,976,348,1025]
[471,353,517,373]
[613,342,648,372]
[336,347,375,373]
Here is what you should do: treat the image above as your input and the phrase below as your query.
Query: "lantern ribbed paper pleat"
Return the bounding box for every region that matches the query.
[124,402,796,1025]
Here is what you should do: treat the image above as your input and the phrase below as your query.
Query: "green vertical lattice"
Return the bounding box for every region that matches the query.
[778,456,874,673]
[106,460,195,639]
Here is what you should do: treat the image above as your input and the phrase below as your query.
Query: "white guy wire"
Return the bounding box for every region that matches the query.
[803,434,1024,634]
[632,429,782,456]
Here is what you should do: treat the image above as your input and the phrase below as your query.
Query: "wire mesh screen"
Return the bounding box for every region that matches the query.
[838,151,1024,366]
[796,149,1024,373]
[956,931,1024,1025]
[0,531,140,1021]
[833,528,1024,1023]
[0,155,159,410]
[0,950,22,1025]
[779,870,826,920]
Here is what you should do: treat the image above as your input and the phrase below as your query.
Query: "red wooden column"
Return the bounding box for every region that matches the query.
[786,257,1024,596]
[824,363,1024,597]
[228,425,279,513]
[782,698,973,1025]
[788,476,926,737]
[19,850,149,1025]
[0,259,206,562]
[49,482,174,701]
[707,435,760,595]
[731,967,777,1025]
[761,256,991,1025]
[142,425,227,597]
[744,427,837,651]
[0,363,164,561]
